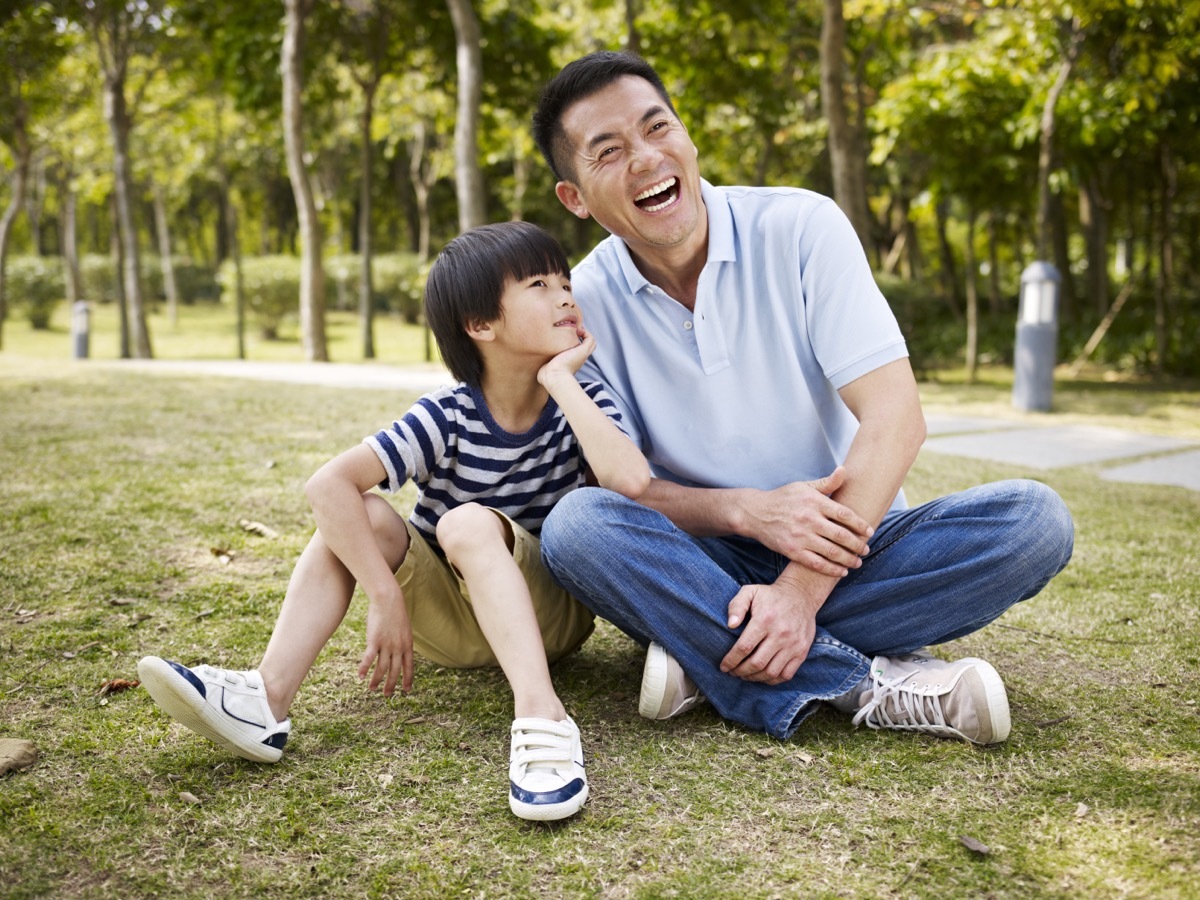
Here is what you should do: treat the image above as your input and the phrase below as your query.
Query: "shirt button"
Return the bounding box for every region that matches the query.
[683,321,694,330]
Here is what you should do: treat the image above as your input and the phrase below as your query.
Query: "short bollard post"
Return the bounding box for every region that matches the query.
[1013,262,1060,412]
[72,301,90,359]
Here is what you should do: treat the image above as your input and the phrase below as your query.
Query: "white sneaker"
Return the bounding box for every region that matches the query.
[639,642,705,720]
[850,653,1011,745]
[138,657,291,762]
[508,716,588,821]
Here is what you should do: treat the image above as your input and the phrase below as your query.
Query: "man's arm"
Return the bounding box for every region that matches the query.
[717,358,926,683]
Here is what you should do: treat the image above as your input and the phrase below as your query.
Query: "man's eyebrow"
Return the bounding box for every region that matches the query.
[582,104,670,154]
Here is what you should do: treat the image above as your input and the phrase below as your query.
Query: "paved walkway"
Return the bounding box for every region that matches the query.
[108,359,1200,493]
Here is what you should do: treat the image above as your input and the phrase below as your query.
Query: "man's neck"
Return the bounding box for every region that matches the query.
[626,213,709,312]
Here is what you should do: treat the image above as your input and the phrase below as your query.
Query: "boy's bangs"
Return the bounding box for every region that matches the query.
[503,229,572,283]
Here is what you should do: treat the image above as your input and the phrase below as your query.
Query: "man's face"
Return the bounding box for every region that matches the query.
[555,76,704,262]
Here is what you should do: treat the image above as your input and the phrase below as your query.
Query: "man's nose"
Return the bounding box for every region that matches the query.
[629,137,663,173]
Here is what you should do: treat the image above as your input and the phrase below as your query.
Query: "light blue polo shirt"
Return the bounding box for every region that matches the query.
[574,180,909,510]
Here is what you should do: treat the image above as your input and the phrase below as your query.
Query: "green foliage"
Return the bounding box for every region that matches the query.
[4,256,63,329]
[325,253,426,323]
[217,255,299,340]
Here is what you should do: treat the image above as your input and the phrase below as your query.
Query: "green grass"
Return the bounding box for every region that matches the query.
[2,314,1200,897]
[2,296,438,365]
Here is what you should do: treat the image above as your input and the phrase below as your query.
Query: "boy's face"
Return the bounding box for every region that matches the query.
[479,272,583,362]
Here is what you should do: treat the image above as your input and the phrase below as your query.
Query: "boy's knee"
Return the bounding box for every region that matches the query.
[436,503,505,560]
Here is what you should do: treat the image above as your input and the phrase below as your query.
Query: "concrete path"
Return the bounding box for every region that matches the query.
[105,358,1200,493]
[922,416,1200,492]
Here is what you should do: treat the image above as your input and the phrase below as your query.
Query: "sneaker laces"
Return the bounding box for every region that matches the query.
[511,720,575,775]
[851,671,951,733]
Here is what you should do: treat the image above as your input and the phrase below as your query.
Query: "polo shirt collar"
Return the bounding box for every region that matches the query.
[612,179,737,295]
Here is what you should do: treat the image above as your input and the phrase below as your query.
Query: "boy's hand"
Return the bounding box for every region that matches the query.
[358,590,414,697]
[537,327,596,388]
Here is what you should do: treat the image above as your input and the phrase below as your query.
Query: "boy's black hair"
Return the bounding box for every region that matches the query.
[424,221,572,388]
[532,51,677,183]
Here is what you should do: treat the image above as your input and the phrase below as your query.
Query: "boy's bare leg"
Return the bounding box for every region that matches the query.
[258,493,410,721]
[437,504,566,722]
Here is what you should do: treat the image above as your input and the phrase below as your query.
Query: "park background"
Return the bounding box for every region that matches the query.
[2,1,1199,898]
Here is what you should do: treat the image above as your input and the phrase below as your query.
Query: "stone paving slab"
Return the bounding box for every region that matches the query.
[924,414,1024,436]
[921,424,1196,469]
[1098,449,1200,492]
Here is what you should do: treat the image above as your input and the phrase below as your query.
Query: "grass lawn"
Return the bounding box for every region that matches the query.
[2,307,1199,897]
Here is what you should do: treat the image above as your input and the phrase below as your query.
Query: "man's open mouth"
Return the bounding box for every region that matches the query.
[634,177,679,213]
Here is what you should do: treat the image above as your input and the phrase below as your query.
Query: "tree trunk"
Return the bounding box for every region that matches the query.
[446,0,487,232]
[282,0,328,361]
[61,182,83,306]
[935,198,962,323]
[152,182,180,326]
[1154,142,1175,378]
[625,0,640,56]
[819,0,872,258]
[110,193,129,359]
[0,117,29,351]
[1036,18,1083,261]
[964,209,978,383]
[104,73,152,358]
[359,78,377,360]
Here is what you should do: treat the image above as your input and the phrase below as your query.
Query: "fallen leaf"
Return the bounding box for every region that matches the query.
[97,678,141,697]
[960,835,990,855]
[793,751,814,766]
[406,774,430,785]
[193,609,216,621]
[755,747,775,759]
[179,791,202,805]
[404,716,428,725]
[378,774,394,788]
[108,598,136,607]
[239,519,279,539]
[1075,802,1089,818]
[0,738,38,775]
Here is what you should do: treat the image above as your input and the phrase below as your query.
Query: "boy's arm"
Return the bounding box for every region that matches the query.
[538,329,650,500]
[305,443,414,695]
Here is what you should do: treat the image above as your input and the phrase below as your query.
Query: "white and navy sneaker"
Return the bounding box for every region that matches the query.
[508,716,588,821]
[138,657,291,762]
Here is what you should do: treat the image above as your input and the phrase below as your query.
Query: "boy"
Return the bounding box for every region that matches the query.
[139,221,649,822]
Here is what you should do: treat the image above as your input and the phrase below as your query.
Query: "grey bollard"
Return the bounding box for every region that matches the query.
[1013,262,1060,412]
[72,301,90,359]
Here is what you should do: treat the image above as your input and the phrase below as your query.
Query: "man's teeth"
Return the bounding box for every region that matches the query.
[635,177,678,212]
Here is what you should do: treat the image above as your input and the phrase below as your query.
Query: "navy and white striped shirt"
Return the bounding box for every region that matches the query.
[365,382,623,548]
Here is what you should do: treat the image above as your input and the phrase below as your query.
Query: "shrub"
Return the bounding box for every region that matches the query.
[217,256,299,339]
[327,253,426,323]
[5,256,64,329]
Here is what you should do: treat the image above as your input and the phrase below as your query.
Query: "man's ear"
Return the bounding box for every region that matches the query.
[465,318,495,342]
[556,181,590,220]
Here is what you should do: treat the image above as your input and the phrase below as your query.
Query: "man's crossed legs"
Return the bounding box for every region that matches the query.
[541,479,1074,744]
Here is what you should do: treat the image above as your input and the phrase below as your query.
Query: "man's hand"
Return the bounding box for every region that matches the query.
[738,467,873,577]
[358,590,414,697]
[720,574,823,684]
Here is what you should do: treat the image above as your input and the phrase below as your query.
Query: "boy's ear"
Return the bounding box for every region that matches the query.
[556,181,590,220]
[465,318,495,342]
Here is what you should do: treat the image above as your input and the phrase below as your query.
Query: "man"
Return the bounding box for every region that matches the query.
[531,51,1073,744]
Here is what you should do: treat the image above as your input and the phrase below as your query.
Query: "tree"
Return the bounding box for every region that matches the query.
[281,0,328,361]
[446,0,486,231]
[0,2,67,350]
[820,0,872,258]
[74,0,166,359]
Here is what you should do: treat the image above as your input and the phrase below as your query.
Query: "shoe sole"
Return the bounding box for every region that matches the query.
[138,657,283,763]
[960,657,1011,744]
[510,782,589,822]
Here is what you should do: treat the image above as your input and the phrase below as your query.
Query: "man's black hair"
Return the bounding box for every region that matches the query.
[532,50,677,183]
[424,221,572,388]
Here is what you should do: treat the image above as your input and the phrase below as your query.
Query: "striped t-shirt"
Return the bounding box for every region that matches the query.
[364,381,624,548]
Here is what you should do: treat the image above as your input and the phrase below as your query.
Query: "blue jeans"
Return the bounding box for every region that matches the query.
[541,480,1074,739]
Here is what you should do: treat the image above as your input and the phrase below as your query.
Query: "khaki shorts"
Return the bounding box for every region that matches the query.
[396,513,595,668]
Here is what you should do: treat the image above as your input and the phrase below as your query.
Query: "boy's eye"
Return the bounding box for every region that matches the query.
[530,278,547,287]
